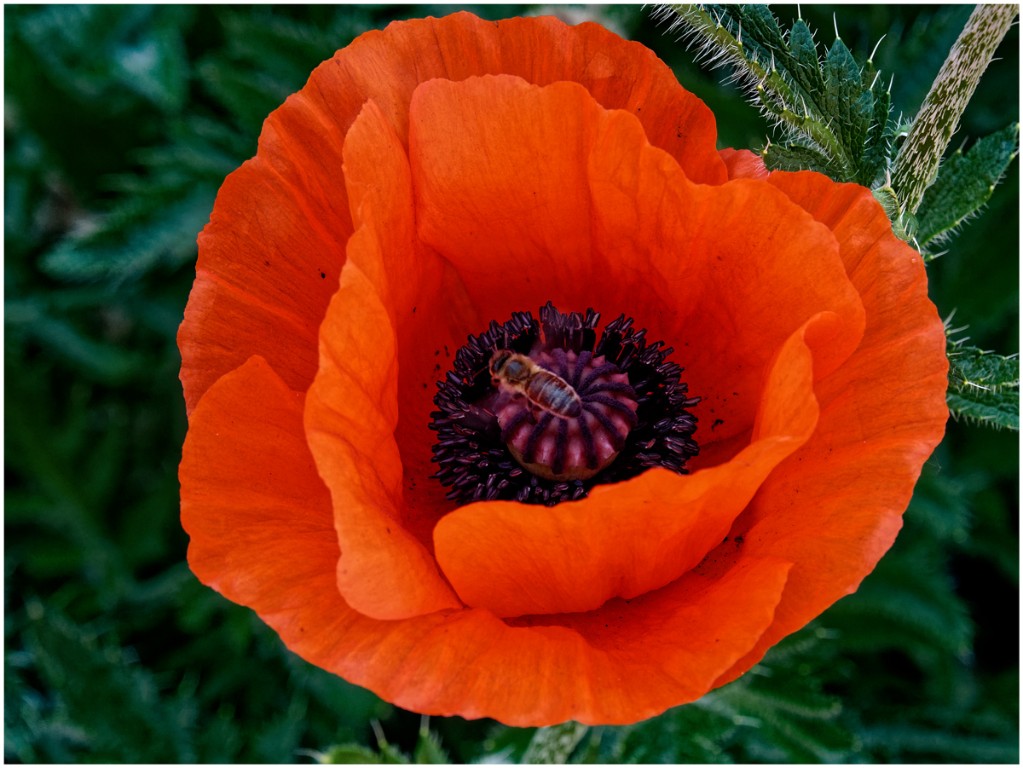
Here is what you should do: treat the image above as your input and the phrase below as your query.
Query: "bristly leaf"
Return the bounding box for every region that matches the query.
[762,142,838,176]
[318,720,432,764]
[412,719,450,764]
[319,744,407,764]
[916,124,1020,246]
[860,53,896,182]
[787,20,825,95]
[522,722,588,764]
[947,343,1020,430]
[821,39,871,167]
[319,721,449,764]
[655,4,896,187]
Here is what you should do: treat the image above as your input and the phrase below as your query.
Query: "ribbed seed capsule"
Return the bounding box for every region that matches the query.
[489,348,638,480]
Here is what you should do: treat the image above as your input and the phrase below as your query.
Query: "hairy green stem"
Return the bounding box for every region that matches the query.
[892,4,1017,215]
[522,722,588,764]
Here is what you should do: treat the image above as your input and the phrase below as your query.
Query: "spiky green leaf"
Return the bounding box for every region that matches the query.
[412,724,450,764]
[321,744,399,764]
[916,124,1020,245]
[762,142,839,175]
[319,723,418,765]
[947,344,1020,429]
[822,39,873,161]
[861,62,896,183]
[658,4,896,185]
[787,20,825,95]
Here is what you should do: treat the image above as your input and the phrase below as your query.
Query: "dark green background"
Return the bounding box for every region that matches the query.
[5,5,1018,763]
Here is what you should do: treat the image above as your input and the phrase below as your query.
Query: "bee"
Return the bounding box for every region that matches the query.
[489,349,582,418]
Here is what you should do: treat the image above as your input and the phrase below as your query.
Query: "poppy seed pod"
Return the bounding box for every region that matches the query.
[179,12,948,726]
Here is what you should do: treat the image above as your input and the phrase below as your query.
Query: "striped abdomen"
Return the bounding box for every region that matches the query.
[524,368,582,418]
[490,349,582,418]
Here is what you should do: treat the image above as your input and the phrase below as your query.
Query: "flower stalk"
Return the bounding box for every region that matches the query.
[891,4,1018,215]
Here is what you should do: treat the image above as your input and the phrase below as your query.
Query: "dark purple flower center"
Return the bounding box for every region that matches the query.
[430,303,699,506]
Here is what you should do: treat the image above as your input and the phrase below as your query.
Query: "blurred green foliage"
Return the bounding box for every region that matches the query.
[5,4,1018,763]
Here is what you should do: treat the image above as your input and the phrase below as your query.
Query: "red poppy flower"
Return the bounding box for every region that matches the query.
[179,12,948,726]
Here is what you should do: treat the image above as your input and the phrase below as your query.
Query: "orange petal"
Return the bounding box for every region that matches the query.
[304,260,463,619]
[300,98,481,619]
[410,75,602,322]
[181,356,338,620]
[340,98,478,531]
[409,75,865,453]
[335,12,725,182]
[719,147,769,180]
[179,91,355,415]
[396,554,793,726]
[713,172,949,684]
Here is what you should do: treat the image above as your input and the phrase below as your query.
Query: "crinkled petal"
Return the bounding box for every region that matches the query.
[179,91,354,415]
[339,98,476,543]
[713,172,949,684]
[303,97,479,619]
[304,260,463,619]
[720,147,769,180]
[181,356,338,621]
[333,12,725,182]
